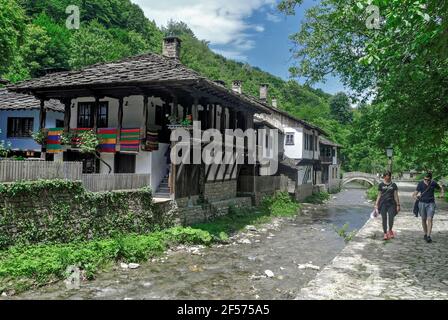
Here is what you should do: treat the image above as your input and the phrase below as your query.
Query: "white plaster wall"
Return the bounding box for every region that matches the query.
[284,127,303,160]
[136,151,151,174]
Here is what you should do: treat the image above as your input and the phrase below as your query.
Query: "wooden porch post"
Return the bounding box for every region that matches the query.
[93,97,99,130]
[213,104,218,129]
[63,99,71,133]
[220,106,227,133]
[39,99,47,160]
[229,108,236,130]
[141,95,149,147]
[39,99,47,131]
[193,96,199,122]
[117,97,124,151]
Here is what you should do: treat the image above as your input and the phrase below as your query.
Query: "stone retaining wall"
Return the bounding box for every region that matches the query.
[295,184,314,201]
[180,197,252,225]
[204,180,237,202]
[0,181,178,249]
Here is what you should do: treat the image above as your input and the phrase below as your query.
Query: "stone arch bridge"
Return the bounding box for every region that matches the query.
[342,172,381,186]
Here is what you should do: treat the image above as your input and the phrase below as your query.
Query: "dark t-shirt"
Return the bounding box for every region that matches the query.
[378,182,398,206]
[416,180,440,203]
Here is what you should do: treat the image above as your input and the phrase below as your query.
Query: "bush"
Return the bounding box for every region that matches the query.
[367,185,379,201]
[303,192,330,204]
[261,192,301,217]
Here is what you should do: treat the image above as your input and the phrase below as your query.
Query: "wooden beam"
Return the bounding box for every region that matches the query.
[141,95,149,146]
[39,99,47,130]
[193,96,199,121]
[39,99,47,160]
[63,99,71,133]
[93,96,99,130]
[117,97,124,150]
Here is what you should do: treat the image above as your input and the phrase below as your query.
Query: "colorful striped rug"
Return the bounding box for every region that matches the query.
[120,128,140,152]
[46,128,64,154]
[98,128,117,153]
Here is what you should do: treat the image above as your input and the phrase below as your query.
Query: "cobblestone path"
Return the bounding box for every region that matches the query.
[298,190,448,300]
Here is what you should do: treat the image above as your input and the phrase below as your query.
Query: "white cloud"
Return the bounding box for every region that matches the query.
[131,0,276,60]
[266,12,282,23]
[254,25,265,32]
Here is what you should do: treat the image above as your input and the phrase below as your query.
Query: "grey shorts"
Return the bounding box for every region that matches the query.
[419,202,436,219]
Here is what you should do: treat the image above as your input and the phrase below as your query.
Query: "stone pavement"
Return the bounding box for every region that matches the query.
[298,194,448,300]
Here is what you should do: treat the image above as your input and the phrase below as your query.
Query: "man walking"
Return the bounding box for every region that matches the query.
[413,172,445,243]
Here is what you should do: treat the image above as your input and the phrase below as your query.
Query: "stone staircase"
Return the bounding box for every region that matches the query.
[154,174,170,199]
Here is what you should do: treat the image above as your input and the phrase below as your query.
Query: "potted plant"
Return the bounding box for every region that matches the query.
[0,129,11,159]
[166,114,193,130]
[77,130,112,174]
[31,129,47,146]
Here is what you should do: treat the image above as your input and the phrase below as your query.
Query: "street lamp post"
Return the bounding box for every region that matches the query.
[386,146,394,174]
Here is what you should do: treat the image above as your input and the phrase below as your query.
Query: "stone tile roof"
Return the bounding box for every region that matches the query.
[10,54,200,90]
[258,103,328,136]
[320,136,342,148]
[0,89,64,112]
[8,53,270,113]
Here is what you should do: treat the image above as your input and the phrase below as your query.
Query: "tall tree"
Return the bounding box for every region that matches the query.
[329,92,353,124]
[279,0,448,174]
[0,0,26,76]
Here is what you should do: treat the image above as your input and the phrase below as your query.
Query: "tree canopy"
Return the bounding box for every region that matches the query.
[279,0,448,176]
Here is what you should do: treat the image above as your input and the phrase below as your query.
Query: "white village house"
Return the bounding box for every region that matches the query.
[7,37,276,208]
[254,85,342,200]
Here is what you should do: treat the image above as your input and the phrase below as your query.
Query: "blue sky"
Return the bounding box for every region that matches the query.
[132,0,346,95]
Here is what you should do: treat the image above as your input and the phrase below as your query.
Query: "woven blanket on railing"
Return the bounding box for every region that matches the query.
[46,128,64,154]
[120,128,140,152]
[144,130,159,152]
[71,128,91,147]
[98,128,117,153]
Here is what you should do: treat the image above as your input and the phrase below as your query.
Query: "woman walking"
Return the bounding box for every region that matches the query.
[375,171,401,240]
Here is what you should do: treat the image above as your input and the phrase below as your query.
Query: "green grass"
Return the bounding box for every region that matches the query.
[303,192,331,204]
[0,227,212,294]
[367,186,379,201]
[0,192,301,295]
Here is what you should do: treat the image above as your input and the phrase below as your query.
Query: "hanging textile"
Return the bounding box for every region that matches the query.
[98,128,117,153]
[46,128,63,154]
[144,130,159,152]
[120,128,140,152]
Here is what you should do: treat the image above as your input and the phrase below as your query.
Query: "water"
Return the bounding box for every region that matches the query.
[15,185,372,300]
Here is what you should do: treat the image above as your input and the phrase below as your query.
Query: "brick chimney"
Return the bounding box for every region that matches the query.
[163,36,182,59]
[272,98,278,108]
[232,80,242,94]
[259,84,269,102]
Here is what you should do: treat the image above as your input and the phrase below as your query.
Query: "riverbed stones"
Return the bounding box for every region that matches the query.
[246,225,257,232]
[128,263,140,269]
[238,239,252,245]
[265,270,275,278]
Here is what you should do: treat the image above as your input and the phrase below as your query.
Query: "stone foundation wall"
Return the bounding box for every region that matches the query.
[295,184,314,202]
[204,180,237,202]
[180,197,252,225]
